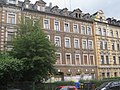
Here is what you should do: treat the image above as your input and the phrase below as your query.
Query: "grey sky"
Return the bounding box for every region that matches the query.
[20,0,120,20]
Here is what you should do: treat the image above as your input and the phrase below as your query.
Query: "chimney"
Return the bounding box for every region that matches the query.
[49,2,52,8]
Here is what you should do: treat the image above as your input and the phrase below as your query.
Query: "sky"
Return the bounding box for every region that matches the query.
[20,0,120,20]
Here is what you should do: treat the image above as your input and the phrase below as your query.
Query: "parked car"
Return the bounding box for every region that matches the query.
[55,86,77,90]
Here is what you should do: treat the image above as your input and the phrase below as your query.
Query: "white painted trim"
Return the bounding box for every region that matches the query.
[83,54,88,65]
[7,12,16,24]
[87,26,92,35]
[82,39,87,49]
[73,23,79,33]
[74,38,80,48]
[54,36,61,47]
[54,20,60,31]
[81,25,86,35]
[65,53,72,65]
[64,22,70,32]
[75,54,81,65]
[56,52,62,64]
[88,40,93,49]
[43,18,50,29]
[89,54,95,65]
[65,37,71,48]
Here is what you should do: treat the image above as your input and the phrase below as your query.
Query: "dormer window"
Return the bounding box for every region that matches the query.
[79,14,81,18]
[8,0,16,4]
[76,13,78,18]
[37,5,40,11]
[26,4,29,8]
[42,5,45,11]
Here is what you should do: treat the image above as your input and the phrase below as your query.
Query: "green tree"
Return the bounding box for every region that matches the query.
[10,18,56,82]
[0,54,23,83]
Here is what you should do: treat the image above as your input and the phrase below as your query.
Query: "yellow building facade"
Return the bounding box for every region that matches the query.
[93,10,120,79]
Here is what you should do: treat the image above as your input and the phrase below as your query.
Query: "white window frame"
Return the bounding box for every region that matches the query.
[81,25,86,35]
[37,5,40,11]
[54,36,61,47]
[65,53,72,65]
[74,38,80,48]
[75,54,81,65]
[73,24,79,33]
[83,54,88,65]
[89,54,95,65]
[88,40,93,49]
[43,18,50,29]
[56,52,62,64]
[41,5,45,11]
[103,28,106,36]
[7,12,16,24]
[87,26,92,35]
[65,37,71,48]
[26,4,29,8]
[64,22,70,32]
[54,20,60,31]
[82,39,87,49]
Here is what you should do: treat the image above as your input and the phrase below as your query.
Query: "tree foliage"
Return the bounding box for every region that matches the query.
[10,18,56,82]
[0,54,23,82]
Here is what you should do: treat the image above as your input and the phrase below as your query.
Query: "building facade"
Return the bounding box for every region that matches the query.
[92,10,120,79]
[1,0,120,81]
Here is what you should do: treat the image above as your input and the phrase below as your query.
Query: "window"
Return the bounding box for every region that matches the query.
[117,44,120,51]
[64,22,69,32]
[54,20,60,31]
[7,13,16,24]
[74,38,79,48]
[82,39,87,49]
[112,43,115,50]
[90,55,94,65]
[7,31,15,49]
[118,57,120,64]
[55,36,61,47]
[103,29,106,36]
[75,54,80,65]
[114,72,117,77]
[116,31,119,38]
[8,0,16,4]
[106,56,109,64]
[110,30,113,37]
[113,56,116,64]
[42,5,45,11]
[66,53,71,65]
[87,26,92,35]
[102,73,105,78]
[88,40,93,49]
[104,41,107,49]
[44,19,50,29]
[101,55,104,64]
[73,24,79,33]
[65,37,71,48]
[26,4,29,8]
[56,53,62,64]
[107,72,110,78]
[83,55,88,64]
[81,25,86,35]
[7,31,15,41]
[100,41,103,49]
[98,28,102,35]
[37,5,40,11]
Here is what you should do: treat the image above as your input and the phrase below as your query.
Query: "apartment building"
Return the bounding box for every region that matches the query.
[4,0,120,81]
[92,10,120,79]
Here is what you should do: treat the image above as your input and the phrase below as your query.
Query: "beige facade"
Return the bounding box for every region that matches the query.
[93,10,120,79]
